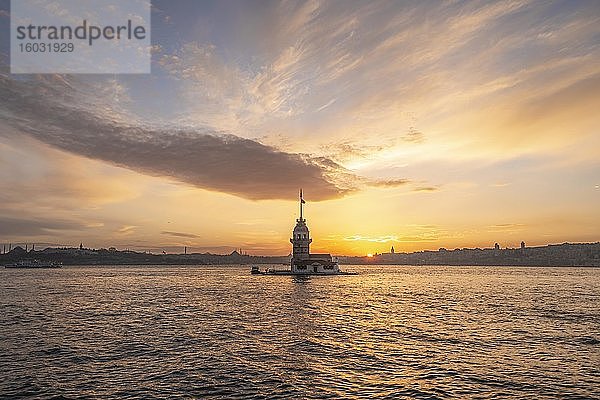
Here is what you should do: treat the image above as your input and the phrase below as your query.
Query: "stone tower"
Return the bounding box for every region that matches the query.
[290,189,312,261]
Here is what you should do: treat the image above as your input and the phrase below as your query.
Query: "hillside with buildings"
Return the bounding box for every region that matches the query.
[0,245,290,266]
[340,242,600,267]
[1,242,598,267]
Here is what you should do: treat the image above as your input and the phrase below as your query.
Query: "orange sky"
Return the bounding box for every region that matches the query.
[0,1,598,255]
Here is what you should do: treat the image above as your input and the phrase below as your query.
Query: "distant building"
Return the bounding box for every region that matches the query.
[79,242,83,250]
[390,246,395,254]
[494,242,500,250]
[521,241,525,249]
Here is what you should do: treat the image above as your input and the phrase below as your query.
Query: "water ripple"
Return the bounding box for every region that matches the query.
[1,265,599,399]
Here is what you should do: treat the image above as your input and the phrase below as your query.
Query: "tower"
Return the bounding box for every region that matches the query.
[290,189,312,263]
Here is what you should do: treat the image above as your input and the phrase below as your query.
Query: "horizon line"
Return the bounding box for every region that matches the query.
[1,240,598,257]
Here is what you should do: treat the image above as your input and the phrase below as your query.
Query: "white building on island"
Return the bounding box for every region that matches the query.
[290,189,340,274]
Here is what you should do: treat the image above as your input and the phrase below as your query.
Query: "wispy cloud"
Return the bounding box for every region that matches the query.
[344,235,399,243]
[161,231,200,239]
[412,186,439,192]
[487,223,526,233]
[316,98,337,112]
[116,225,137,235]
[0,216,86,236]
[154,0,598,167]
[368,179,410,188]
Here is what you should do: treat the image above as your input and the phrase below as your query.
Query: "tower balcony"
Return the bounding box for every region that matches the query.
[291,238,312,244]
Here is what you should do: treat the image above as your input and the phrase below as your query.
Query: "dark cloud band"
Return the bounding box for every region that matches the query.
[0,73,361,201]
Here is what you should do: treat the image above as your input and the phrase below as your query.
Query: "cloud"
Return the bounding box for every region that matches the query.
[0,134,141,211]
[0,72,365,201]
[180,0,597,164]
[488,223,525,233]
[403,127,425,143]
[342,232,445,244]
[161,231,200,239]
[344,235,399,243]
[368,179,410,188]
[0,216,85,236]
[116,225,137,235]
[412,186,439,192]
[5,0,593,206]
[316,98,337,112]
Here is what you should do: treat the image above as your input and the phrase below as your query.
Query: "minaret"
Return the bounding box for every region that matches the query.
[290,189,312,264]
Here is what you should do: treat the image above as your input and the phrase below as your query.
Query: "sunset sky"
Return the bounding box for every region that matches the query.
[0,0,599,255]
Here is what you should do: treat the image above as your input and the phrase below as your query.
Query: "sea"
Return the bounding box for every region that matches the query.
[1,265,599,399]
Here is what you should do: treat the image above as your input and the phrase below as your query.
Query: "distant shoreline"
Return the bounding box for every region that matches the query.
[1,242,598,267]
[4,264,595,268]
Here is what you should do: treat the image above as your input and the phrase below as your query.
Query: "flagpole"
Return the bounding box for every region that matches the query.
[300,189,303,220]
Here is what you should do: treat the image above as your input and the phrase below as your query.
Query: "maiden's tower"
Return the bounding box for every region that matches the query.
[289,189,340,274]
[251,190,355,275]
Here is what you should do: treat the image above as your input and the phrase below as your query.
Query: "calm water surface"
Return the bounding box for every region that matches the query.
[1,265,599,399]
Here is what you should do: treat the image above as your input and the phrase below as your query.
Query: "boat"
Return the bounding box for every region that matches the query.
[250,189,357,276]
[5,259,63,268]
[250,265,262,274]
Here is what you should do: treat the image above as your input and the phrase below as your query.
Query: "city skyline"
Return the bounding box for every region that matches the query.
[0,235,594,257]
[1,0,599,255]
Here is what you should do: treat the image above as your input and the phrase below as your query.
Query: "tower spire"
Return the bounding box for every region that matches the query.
[299,189,306,221]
